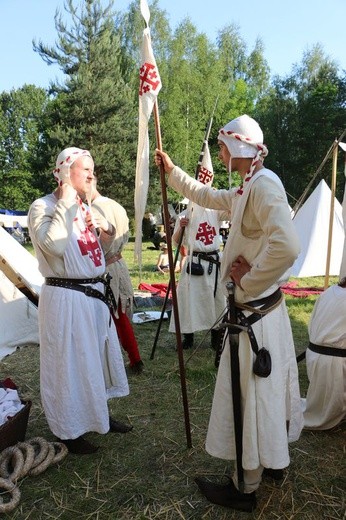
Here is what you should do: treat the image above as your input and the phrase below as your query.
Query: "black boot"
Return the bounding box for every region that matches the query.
[182,333,194,349]
[195,477,256,512]
[211,329,222,351]
[109,417,133,433]
[129,360,144,375]
[56,436,99,455]
[262,468,284,481]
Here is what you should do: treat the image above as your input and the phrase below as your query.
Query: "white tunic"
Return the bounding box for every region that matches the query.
[169,204,227,333]
[302,284,346,430]
[169,166,304,470]
[92,195,134,317]
[28,194,129,440]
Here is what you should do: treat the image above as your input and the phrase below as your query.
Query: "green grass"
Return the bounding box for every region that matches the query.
[1,243,344,519]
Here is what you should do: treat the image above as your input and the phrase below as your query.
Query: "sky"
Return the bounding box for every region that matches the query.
[0,0,345,92]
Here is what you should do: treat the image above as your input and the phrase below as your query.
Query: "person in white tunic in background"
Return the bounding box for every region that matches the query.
[91,183,144,375]
[168,157,229,352]
[28,147,131,455]
[155,115,304,512]
[302,278,346,430]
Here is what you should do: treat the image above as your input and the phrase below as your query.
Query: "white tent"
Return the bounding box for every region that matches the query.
[290,179,345,277]
[0,271,39,360]
[0,226,43,360]
[0,214,28,228]
[0,225,43,300]
[340,179,346,279]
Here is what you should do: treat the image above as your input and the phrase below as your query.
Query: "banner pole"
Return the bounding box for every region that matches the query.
[153,100,192,448]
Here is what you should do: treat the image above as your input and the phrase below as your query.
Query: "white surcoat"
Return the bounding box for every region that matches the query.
[28,194,129,439]
[92,195,134,317]
[169,203,227,333]
[168,166,304,470]
[302,284,346,430]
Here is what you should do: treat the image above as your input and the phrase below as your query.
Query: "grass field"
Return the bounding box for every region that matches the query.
[0,240,344,519]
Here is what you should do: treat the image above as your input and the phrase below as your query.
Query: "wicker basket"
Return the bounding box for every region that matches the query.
[0,400,32,452]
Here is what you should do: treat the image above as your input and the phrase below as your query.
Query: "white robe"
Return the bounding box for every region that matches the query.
[92,195,134,317]
[168,166,304,470]
[169,204,227,333]
[28,194,129,440]
[302,284,346,430]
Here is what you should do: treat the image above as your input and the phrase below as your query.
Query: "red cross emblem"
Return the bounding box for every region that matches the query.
[139,62,161,96]
[198,166,213,185]
[196,221,216,246]
[77,228,103,267]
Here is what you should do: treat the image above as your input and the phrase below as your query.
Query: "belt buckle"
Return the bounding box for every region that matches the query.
[84,285,93,296]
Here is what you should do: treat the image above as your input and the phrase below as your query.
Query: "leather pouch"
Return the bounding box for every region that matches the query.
[186,257,204,276]
[253,347,271,377]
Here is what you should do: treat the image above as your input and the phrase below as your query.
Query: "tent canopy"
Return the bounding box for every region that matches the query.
[0,227,43,360]
[291,179,345,278]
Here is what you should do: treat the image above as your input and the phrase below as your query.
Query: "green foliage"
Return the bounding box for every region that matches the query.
[33,0,139,219]
[0,2,345,217]
[0,85,49,209]
[255,45,346,205]
[1,170,42,210]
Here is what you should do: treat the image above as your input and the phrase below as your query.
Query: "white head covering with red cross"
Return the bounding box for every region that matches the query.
[218,114,268,194]
[53,147,92,184]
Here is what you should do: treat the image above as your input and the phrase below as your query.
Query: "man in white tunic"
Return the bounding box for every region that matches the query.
[302,277,346,430]
[28,147,131,455]
[168,159,229,351]
[155,115,304,512]
[91,185,144,374]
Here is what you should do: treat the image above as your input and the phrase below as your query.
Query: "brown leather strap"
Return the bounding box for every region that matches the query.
[106,252,122,266]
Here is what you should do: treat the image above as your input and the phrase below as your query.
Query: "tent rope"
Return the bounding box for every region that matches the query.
[292,129,346,216]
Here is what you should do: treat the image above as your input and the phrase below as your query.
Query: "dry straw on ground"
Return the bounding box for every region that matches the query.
[0,303,345,520]
[0,247,344,519]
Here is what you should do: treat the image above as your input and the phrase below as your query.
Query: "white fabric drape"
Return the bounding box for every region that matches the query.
[134,0,162,264]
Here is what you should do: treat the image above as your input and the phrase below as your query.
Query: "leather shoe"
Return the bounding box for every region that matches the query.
[129,360,144,375]
[56,436,99,455]
[262,468,284,481]
[182,333,194,350]
[195,476,256,512]
[109,417,133,433]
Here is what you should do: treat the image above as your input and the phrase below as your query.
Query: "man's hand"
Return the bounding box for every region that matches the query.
[230,255,251,288]
[58,183,77,203]
[179,216,189,228]
[154,149,175,174]
[86,210,114,235]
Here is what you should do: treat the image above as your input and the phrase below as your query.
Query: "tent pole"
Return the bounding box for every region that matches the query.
[293,129,346,215]
[324,142,338,289]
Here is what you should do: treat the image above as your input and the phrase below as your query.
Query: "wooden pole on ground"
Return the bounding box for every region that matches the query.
[150,110,216,360]
[324,142,338,290]
[153,100,192,448]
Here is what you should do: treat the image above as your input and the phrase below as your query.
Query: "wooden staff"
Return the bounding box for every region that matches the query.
[150,98,218,359]
[153,100,192,448]
[324,142,338,289]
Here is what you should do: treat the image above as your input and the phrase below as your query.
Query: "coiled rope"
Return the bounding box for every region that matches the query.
[0,437,68,513]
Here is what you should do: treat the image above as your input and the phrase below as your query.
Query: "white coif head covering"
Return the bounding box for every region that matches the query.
[218,114,267,159]
[218,115,268,193]
[53,147,92,183]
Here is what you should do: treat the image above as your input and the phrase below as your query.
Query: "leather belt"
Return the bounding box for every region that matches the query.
[308,342,346,357]
[216,289,283,363]
[45,273,117,314]
[191,250,220,296]
[192,250,220,265]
